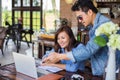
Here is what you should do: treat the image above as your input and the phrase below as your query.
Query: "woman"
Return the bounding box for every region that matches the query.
[42,26,85,72]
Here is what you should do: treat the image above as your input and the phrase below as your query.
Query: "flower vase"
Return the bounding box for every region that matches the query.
[105,47,116,80]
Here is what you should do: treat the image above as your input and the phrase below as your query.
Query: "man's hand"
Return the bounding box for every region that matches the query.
[42,52,60,63]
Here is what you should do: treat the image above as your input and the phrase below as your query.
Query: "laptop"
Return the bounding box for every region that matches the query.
[12,52,51,79]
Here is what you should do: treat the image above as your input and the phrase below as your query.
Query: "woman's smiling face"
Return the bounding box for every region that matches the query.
[57,31,70,49]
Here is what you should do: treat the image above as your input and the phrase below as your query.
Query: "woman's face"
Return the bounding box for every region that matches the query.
[57,31,70,49]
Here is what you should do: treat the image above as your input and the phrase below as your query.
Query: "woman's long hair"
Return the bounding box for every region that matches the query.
[54,26,79,52]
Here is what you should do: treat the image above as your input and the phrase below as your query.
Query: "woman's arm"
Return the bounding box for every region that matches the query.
[42,60,84,72]
[42,49,55,61]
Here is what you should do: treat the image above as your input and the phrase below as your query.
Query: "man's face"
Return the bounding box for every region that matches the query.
[75,10,92,27]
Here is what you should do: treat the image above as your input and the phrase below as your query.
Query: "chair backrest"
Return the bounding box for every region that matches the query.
[5,21,11,26]
[5,21,16,37]
[0,27,7,55]
[28,29,34,34]
[0,27,7,39]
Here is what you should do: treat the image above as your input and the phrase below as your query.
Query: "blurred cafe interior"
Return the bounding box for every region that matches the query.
[0,0,120,80]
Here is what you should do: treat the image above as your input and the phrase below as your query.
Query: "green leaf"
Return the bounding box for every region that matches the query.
[94,36,107,47]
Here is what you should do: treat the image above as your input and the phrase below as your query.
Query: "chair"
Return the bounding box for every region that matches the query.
[5,21,16,46]
[17,23,34,46]
[13,23,34,52]
[5,21,34,52]
[0,27,7,55]
[16,23,30,47]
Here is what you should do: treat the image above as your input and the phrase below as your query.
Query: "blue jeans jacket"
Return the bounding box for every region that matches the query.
[67,13,120,76]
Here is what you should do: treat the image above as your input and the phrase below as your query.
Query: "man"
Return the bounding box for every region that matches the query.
[43,0,120,76]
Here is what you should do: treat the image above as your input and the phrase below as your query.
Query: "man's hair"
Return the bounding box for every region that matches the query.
[71,0,98,13]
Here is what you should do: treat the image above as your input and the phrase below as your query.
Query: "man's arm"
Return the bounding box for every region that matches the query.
[42,52,70,63]
[43,37,100,63]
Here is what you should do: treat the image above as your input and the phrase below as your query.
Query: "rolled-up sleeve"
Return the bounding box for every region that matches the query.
[72,37,100,62]
[66,51,76,62]
[66,37,100,62]
[64,60,85,72]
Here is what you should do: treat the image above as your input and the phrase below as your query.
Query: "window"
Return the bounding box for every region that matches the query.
[12,0,42,42]
[14,0,21,7]
[23,11,30,29]
[43,0,60,33]
[14,11,21,23]
[33,0,41,7]
[23,0,30,7]
[32,11,41,31]
[2,0,12,26]
[2,0,60,42]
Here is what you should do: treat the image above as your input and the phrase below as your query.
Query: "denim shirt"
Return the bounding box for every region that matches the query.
[43,48,85,72]
[67,13,120,75]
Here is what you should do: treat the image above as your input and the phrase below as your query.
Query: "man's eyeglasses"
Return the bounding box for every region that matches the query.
[77,16,83,20]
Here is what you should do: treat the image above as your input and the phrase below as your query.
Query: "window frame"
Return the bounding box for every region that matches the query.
[12,0,43,42]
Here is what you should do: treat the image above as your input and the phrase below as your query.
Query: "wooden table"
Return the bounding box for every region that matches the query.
[0,63,104,80]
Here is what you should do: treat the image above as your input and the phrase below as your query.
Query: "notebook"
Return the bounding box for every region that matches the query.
[12,52,50,79]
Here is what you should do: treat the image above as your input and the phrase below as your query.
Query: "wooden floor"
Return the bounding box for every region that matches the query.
[0,39,32,66]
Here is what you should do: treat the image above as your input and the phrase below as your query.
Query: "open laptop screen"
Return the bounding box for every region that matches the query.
[12,52,50,78]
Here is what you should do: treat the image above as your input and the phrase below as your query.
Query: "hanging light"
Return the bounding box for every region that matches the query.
[65,0,73,4]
